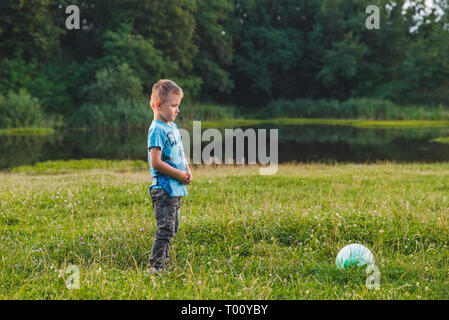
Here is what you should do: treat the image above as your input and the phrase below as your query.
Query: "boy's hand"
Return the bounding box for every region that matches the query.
[178,171,189,184]
[184,170,193,185]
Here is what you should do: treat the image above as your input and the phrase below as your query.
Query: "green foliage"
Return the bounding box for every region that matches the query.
[101,22,204,101]
[176,102,242,124]
[101,24,176,93]
[317,33,367,98]
[231,0,305,103]
[84,63,144,105]
[0,0,63,60]
[0,55,72,113]
[341,98,401,120]
[260,98,340,118]
[0,89,45,128]
[125,0,199,73]
[70,63,150,129]
[396,24,449,105]
[1,0,449,125]
[261,98,449,120]
[170,77,204,103]
[192,0,234,97]
[70,100,150,129]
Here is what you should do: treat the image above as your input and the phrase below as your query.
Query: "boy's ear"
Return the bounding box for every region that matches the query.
[155,100,161,109]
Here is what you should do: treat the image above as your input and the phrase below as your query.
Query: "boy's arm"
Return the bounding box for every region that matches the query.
[150,147,188,182]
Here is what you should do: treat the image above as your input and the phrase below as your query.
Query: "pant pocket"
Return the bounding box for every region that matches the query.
[150,188,163,201]
[156,206,168,229]
[151,188,168,218]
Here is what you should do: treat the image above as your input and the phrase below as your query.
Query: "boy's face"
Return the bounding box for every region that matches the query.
[156,93,182,122]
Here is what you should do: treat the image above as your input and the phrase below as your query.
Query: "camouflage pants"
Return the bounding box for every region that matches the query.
[149,188,181,269]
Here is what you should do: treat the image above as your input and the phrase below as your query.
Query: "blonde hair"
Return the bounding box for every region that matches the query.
[150,79,183,110]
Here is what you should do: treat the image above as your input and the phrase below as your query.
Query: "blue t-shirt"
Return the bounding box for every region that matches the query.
[147,119,188,197]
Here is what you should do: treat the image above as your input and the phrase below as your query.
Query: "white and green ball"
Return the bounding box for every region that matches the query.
[335,244,374,270]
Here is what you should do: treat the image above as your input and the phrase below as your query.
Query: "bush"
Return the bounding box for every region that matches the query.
[83,63,144,105]
[70,99,151,129]
[261,98,449,120]
[69,63,151,129]
[0,89,45,128]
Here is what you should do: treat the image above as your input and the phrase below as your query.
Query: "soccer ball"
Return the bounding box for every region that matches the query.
[335,243,374,270]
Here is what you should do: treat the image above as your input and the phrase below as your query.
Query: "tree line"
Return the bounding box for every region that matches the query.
[0,0,448,126]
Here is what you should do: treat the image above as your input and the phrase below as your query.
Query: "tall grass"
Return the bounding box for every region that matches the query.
[176,103,243,124]
[4,90,449,130]
[259,98,449,120]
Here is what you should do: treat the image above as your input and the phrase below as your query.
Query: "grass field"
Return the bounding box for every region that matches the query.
[1,160,448,299]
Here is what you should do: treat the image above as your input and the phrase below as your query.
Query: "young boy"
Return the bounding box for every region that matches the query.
[147,79,192,274]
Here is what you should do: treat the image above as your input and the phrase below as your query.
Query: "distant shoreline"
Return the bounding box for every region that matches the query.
[3,118,449,137]
[0,127,54,136]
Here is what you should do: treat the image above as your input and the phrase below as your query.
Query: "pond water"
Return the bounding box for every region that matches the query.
[1,124,449,169]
